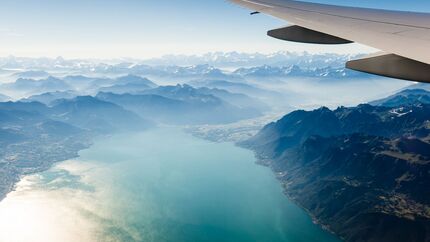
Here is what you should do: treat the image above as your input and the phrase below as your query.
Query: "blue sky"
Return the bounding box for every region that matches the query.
[0,0,429,58]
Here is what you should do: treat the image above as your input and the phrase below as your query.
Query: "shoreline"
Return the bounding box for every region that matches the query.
[175,128,344,241]
[251,152,343,241]
[0,153,82,204]
[0,131,134,204]
[0,141,93,204]
[183,127,341,239]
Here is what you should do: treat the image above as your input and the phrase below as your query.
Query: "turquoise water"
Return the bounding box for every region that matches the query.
[0,128,340,242]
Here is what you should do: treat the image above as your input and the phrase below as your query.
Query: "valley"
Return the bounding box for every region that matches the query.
[0,53,428,242]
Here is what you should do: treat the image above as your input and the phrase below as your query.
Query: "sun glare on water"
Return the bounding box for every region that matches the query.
[0,163,102,242]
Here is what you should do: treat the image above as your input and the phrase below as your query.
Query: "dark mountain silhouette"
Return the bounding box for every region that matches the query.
[50,96,150,132]
[370,89,430,107]
[22,91,77,105]
[241,92,430,242]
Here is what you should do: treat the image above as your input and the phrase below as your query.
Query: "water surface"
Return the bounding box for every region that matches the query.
[0,128,340,242]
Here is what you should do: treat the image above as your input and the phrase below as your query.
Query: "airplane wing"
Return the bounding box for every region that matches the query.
[229,0,430,83]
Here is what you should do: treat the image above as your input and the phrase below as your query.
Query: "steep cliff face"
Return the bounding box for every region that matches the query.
[242,103,430,242]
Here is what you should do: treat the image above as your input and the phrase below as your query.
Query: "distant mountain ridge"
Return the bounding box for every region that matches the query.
[50,96,150,132]
[370,89,430,107]
[195,86,268,110]
[234,65,366,78]
[141,51,360,68]
[13,80,267,126]
[2,74,158,97]
[97,84,263,125]
[22,91,77,105]
[0,52,359,70]
[2,76,72,95]
[115,74,157,87]
[1,97,151,134]
[97,75,157,94]
[188,79,283,100]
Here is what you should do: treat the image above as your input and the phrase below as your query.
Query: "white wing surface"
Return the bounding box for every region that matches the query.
[229,0,430,82]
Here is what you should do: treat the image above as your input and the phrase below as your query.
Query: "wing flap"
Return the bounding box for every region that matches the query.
[346,53,430,83]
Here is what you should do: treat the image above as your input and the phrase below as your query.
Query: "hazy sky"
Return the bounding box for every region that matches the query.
[0,0,429,59]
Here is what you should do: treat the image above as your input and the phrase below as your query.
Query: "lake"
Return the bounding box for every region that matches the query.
[0,128,340,242]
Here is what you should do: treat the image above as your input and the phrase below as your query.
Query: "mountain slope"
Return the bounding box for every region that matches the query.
[0,101,90,201]
[115,75,157,87]
[195,87,268,111]
[242,100,430,242]
[370,89,430,107]
[3,76,72,95]
[50,96,150,132]
[188,79,282,99]
[97,85,262,125]
[22,91,77,105]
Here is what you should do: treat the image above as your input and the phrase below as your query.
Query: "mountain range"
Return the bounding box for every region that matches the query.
[97,84,263,125]
[95,64,367,80]
[1,97,151,134]
[2,74,159,97]
[98,75,157,94]
[370,89,430,107]
[188,79,283,100]
[141,51,360,69]
[0,52,359,71]
[13,80,268,126]
[2,76,72,95]
[0,53,372,88]
[241,91,430,242]
[22,91,77,105]
[50,96,151,132]
[234,65,367,79]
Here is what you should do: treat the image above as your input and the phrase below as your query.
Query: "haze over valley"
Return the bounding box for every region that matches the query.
[0,52,429,242]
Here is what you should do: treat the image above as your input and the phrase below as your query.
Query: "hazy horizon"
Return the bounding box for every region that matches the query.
[0,50,363,63]
[3,0,429,58]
